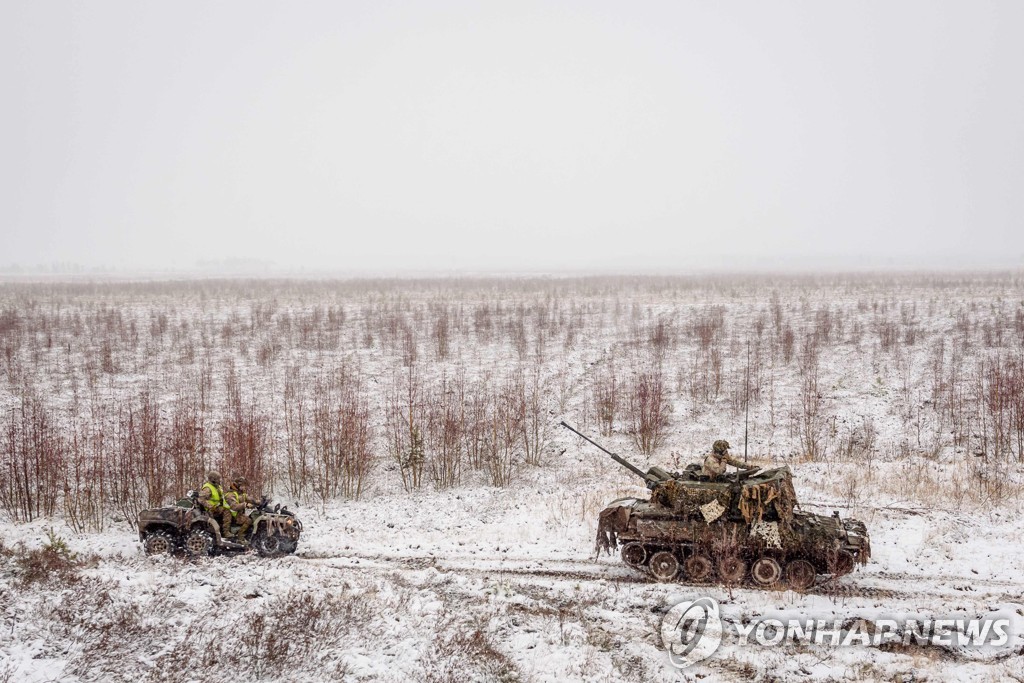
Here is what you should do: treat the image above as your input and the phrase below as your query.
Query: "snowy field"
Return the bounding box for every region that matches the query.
[1,274,1023,682]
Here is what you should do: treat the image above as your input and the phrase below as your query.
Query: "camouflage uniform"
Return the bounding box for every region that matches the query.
[197,471,234,539]
[700,440,747,480]
[225,479,253,542]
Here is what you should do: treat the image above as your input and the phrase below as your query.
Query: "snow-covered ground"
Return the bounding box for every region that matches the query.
[3,466,1022,682]
[1,275,1023,682]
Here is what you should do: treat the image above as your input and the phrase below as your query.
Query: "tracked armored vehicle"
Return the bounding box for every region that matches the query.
[138,491,302,558]
[562,423,870,589]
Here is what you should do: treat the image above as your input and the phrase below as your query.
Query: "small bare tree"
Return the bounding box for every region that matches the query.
[220,367,272,494]
[282,366,311,500]
[310,367,373,501]
[592,359,618,437]
[387,367,426,491]
[519,365,550,467]
[626,365,671,455]
[427,371,464,488]
[0,386,65,522]
[485,375,524,487]
[794,334,825,461]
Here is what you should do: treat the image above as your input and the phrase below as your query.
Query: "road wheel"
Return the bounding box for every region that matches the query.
[648,551,680,582]
[785,559,816,590]
[683,553,713,582]
[621,543,647,568]
[253,529,283,558]
[184,528,213,557]
[832,550,855,576]
[144,531,175,556]
[751,557,783,587]
[718,557,747,584]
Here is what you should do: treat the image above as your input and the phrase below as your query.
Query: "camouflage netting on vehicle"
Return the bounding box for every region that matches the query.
[737,468,797,524]
[595,503,631,555]
[783,513,870,569]
[652,480,731,518]
[647,466,797,525]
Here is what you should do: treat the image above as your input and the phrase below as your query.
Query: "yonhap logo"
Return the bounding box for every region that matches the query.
[661,597,724,668]
[659,596,1016,669]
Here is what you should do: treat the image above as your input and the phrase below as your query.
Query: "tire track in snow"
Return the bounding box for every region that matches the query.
[296,549,923,599]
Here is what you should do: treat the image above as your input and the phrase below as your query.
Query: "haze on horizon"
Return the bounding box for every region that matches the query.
[2,1,1023,274]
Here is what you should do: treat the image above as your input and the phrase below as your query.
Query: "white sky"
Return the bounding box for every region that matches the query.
[2,1,1022,272]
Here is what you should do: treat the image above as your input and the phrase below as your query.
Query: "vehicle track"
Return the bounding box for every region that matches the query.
[302,550,651,585]
[297,549,925,599]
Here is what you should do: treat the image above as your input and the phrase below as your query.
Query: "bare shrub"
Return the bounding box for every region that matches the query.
[166,390,208,500]
[780,325,795,364]
[310,366,373,500]
[484,374,524,487]
[690,306,725,353]
[463,375,492,471]
[63,413,109,533]
[107,389,166,527]
[0,387,64,522]
[836,418,878,462]
[433,306,451,360]
[402,323,418,367]
[648,317,675,355]
[519,365,550,467]
[15,527,83,586]
[813,305,833,343]
[427,371,464,489]
[233,590,367,679]
[220,368,272,494]
[387,367,427,491]
[626,366,671,455]
[592,359,619,436]
[794,334,825,461]
[282,366,311,499]
[977,353,1024,461]
[427,612,520,683]
[877,318,899,352]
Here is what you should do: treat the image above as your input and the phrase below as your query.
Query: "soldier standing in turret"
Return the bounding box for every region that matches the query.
[700,440,747,480]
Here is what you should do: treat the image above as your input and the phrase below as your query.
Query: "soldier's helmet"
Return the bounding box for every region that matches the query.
[712,440,731,455]
[232,475,248,489]
[207,470,222,486]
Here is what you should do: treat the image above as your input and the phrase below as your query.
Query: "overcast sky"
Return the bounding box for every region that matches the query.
[2,1,1022,273]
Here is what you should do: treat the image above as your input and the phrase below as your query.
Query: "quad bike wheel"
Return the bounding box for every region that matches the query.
[184,528,213,557]
[252,529,283,558]
[144,531,175,556]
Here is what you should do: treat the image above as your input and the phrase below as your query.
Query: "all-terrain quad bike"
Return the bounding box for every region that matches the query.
[138,491,303,558]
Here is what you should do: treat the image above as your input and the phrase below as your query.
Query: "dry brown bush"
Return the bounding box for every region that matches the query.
[626,366,671,455]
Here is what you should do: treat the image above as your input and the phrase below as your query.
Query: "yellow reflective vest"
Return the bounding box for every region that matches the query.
[225,490,249,518]
[202,482,225,509]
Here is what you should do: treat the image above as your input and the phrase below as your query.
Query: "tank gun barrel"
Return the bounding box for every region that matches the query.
[559,421,665,488]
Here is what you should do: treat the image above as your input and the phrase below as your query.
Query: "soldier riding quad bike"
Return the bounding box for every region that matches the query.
[138,491,302,558]
[561,423,871,590]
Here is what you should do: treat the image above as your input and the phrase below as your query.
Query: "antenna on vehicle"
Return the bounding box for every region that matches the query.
[744,339,750,463]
